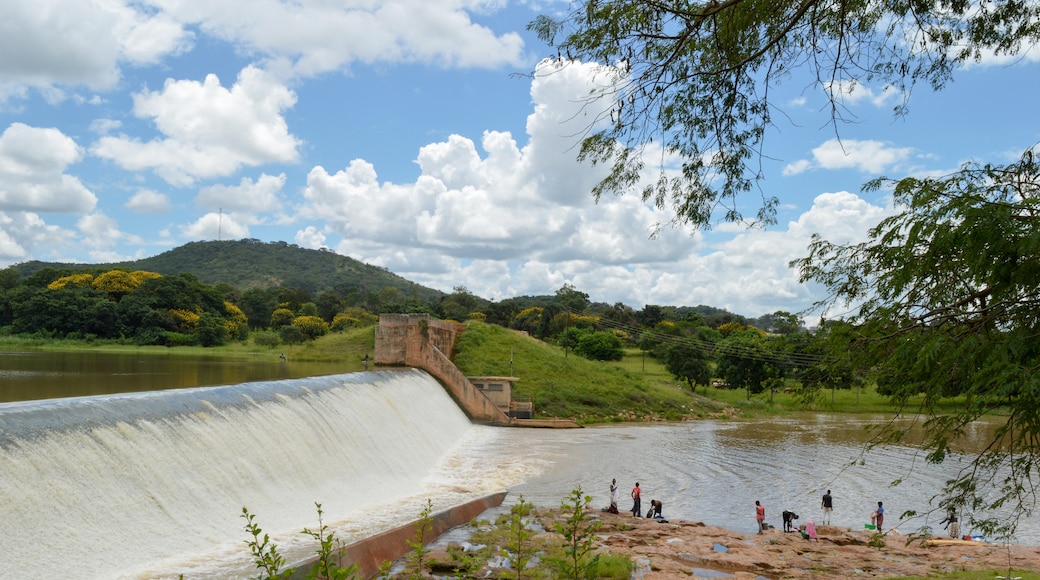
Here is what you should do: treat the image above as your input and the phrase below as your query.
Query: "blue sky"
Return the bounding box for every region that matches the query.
[1,0,1038,322]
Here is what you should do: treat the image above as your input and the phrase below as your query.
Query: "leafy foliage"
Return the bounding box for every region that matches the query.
[573,330,625,361]
[665,339,711,393]
[405,499,434,580]
[793,150,1040,540]
[301,502,359,580]
[529,0,1040,229]
[241,507,295,579]
[500,495,537,580]
[546,486,600,580]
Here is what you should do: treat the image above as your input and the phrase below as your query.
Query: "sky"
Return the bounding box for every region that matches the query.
[1,0,1038,323]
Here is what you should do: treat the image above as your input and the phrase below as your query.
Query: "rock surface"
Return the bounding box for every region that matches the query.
[585,511,1040,579]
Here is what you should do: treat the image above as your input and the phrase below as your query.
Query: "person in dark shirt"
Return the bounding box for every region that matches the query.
[821,490,833,525]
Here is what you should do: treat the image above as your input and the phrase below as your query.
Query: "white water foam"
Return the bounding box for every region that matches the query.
[0,369,535,579]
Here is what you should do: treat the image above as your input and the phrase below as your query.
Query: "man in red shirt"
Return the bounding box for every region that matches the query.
[630,482,641,517]
[756,500,765,534]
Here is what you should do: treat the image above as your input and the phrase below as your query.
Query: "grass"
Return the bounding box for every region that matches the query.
[0,320,988,423]
[452,322,729,423]
[0,326,376,363]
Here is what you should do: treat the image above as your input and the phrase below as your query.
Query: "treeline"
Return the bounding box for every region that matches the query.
[484,285,860,398]
[0,265,473,347]
[0,265,858,397]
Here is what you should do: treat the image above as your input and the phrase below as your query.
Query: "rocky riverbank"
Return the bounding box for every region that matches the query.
[427,507,1040,579]
[591,511,1040,578]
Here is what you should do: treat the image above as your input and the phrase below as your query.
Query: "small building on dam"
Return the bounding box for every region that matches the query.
[374,314,575,428]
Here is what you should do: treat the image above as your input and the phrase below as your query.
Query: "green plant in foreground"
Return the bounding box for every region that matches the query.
[590,553,634,580]
[405,499,434,580]
[301,502,359,580]
[241,506,295,580]
[547,485,601,580]
[868,531,886,549]
[500,495,538,580]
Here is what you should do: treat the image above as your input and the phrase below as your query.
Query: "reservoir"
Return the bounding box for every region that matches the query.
[0,351,1033,578]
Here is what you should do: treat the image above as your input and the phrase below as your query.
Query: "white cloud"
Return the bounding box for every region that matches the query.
[91,66,300,186]
[0,123,97,213]
[825,80,899,108]
[0,0,191,97]
[150,0,527,77]
[197,173,286,213]
[0,211,76,263]
[180,211,250,240]
[294,226,326,249]
[125,190,172,214]
[77,212,123,249]
[782,159,813,176]
[785,138,916,175]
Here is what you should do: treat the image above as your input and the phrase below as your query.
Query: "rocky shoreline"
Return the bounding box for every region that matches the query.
[427,507,1040,579]
[590,511,1040,578]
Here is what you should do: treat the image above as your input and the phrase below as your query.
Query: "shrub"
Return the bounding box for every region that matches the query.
[253,331,282,348]
[293,315,329,340]
[547,486,600,580]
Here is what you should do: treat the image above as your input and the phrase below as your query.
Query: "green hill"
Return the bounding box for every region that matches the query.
[11,239,445,302]
[452,321,732,422]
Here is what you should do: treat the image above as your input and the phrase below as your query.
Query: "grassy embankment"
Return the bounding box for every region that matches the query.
[451,321,928,422]
[1,321,965,421]
[0,326,375,362]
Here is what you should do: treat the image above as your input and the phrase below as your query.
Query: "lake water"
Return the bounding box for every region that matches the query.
[0,350,357,402]
[0,352,1035,579]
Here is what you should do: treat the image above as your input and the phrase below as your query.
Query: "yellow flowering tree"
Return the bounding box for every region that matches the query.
[168,308,201,333]
[92,270,138,297]
[47,273,94,290]
[292,315,329,340]
[270,307,295,329]
[224,301,249,340]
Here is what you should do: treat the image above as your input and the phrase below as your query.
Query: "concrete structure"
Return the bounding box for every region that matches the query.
[375,314,511,425]
[374,314,577,428]
[288,492,506,579]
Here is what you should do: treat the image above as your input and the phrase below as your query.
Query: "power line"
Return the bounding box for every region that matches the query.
[562,307,830,367]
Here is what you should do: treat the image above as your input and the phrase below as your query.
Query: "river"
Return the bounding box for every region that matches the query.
[0,353,1034,578]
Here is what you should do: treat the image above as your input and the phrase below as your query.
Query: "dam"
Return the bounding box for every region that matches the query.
[0,369,523,579]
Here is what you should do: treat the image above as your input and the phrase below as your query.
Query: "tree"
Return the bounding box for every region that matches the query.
[761,311,803,335]
[574,330,625,361]
[314,289,343,322]
[665,340,711,394]
[239,287,278,329]
[716,329,783,398]
[439,285,480,322]
[292,315,329,340]
[793,151,1040,540]
[270,307,295,329]
[555,284,590,312]
[529,1,1040,229]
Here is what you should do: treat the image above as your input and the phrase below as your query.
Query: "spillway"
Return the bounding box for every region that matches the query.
[0,369,505,579]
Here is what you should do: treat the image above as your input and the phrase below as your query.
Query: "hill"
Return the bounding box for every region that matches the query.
[11,239,445,302]
[451,321,733,422]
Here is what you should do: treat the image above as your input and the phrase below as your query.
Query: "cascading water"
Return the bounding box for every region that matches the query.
[0,369,511,579]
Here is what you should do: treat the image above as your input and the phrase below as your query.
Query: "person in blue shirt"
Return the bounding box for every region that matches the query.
[874,501,885,531]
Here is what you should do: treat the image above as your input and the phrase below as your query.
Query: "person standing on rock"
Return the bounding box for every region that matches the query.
[755,500,765,534]
[821,489,833,525]
[874,501,885,531]
[630,482,641,517]
[608,478,620,514]
[940,509,959,539]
